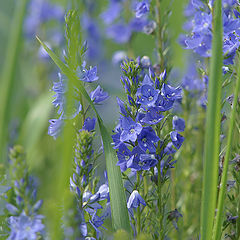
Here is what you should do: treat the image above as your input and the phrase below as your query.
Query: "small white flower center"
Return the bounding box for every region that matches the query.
[148,96,153,101]
[130,129,135,134]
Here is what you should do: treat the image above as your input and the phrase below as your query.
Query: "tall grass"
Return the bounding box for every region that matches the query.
[212,54,240,240]
[200,0,223,239]
[0,0,28,161]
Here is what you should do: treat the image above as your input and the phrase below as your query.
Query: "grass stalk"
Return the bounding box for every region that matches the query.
[200,0,223,239]
[36,38,131,234]
[212,54,240,240]
[0,0,28,161]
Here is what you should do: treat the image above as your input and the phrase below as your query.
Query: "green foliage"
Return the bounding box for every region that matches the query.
[200,0,223,239]
[0,0,28,162]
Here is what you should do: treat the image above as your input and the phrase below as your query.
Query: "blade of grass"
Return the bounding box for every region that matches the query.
[200,0,223,239]
[212,54,240,240]
[0,0,28,162]
[36,37,131,234]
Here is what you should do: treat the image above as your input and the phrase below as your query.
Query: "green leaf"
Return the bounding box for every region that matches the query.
[36,37,131,234]
[0,0,28,162]
[19,92,52,167]
[212,54,240,240]
[200,0,223,239]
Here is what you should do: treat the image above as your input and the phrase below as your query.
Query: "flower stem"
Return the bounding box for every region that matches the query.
[157,161,164,240]
[137,171,141,235]
[155,0,164,71]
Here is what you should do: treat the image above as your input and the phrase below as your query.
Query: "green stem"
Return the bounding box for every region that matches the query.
[200,0,223,239]
[137,171,141,235]
[212,54,240,240]
[155,0,164,71]
[157,162,163,240]
[237,185,240,239]
[0,0,28,162]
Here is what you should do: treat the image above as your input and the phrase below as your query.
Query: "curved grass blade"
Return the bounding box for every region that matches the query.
[0,0,28,162]
[36,37,131,234]
[200,0,223,239]
[212,54,240,240]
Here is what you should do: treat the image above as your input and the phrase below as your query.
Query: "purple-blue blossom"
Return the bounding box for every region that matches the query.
[83,117,96,132]
[135,0,150,18]
[172,116,185,132]
[137,84,160,107]
[138,126,160,153]
[127,190,146,209]
[78,64,99,83]
[106,22,132,44]
[170,131,184,149]
[7,212,45,240]
[48,117,63,139]
[90,86,109,103]
[120,117,143,142]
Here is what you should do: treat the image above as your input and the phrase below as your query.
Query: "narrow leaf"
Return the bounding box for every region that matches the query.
[213,54,240,240]
[0,0,28,162]
[200,0,223,239]
[36,37,131,233]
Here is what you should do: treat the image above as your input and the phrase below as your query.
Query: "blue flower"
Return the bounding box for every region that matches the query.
[155,95,174,111]
[90,86,109,103]
[48,117,63,139]
[120,117,143,142]
[24,0,64,37]
[138,127,160,153]
[135,0,150,18]
[112,51,127,65]
[83,117,96,132]
[126,146,145,171]
[116,143,134,172]
[172,116,185,132]
[7,212,45,240]
[139,153,158,170]
[96,184,109,202]
[137,84,160,107]
[78,63,99,82]
[167,209,183,230]
[101,1,122,24]
[127,190,146,209]
[141,107,164,125]
[106,22,132,44]
[130,17,148,32]
[164,142,176,155]
[170,131,184,149]
[162,84,182,101]
[52,73,66,115]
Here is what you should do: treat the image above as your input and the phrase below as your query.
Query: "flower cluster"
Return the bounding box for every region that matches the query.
[48,62,108,140]
[101,0,156,44]
[64,120,110,239]
[182,0,240,64]
[112,58,184,235]
[5,146,45,240]
[113,58,184,173]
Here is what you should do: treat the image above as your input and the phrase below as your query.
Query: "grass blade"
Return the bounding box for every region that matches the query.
[36,37,131,233]
[212,54,240,240]
[0,0,28,161]
[200,0,223,239]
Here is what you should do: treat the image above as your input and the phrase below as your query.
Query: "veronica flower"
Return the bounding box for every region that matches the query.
[127,190,146,209]
[90,86,109,103]
[135,0,150,18]
[120,117,143,142]
[7,212,44,240]
[172,116,185,132]
[170,131,184,149]
[137,126,160,153]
